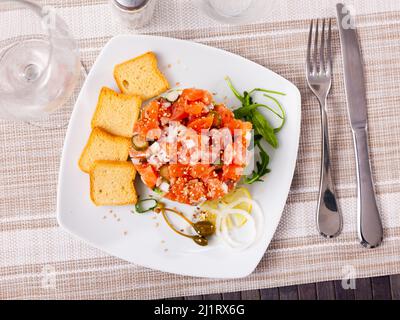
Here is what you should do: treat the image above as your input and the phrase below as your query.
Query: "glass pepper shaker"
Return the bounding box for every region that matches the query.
[110,0,158,29]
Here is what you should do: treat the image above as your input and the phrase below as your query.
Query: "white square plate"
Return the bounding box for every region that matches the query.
[57,35,301,278]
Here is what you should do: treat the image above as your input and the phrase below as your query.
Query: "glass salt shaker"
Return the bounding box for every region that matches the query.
[111,0,158,28]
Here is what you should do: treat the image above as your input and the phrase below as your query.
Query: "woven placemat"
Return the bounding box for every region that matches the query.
[1,0,400,299]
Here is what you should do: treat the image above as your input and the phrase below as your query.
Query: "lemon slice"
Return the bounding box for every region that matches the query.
[200,187,252,228]
[222,187,252,210]
[200,199,219,211]
[222,187,252,227]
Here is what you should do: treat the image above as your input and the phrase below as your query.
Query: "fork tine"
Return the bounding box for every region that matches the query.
[313,19,319,73]
[320,19,326,73]
[326,18,332,73]
[306,20,314,74]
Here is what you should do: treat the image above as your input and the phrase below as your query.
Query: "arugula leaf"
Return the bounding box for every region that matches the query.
[243,91,252,106]
[250,110,278,148]
[225,77,245,103]
[234,103,284,120]
[244,141,270,184]
[263,94,286,133]
[249,88,286,96]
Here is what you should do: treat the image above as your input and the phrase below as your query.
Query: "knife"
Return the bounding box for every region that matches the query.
[336,3,383,248]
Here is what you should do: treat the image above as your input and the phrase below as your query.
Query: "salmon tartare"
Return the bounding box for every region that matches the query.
[130,88,252,205]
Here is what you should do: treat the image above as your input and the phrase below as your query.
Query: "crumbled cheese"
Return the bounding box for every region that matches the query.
[159,181,170,192]
[149,142,160,154]
[148,155,161,168]
[158,148,170,163]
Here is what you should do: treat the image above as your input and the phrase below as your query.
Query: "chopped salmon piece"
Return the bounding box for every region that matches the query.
[222,164,244,181]
[134,163,158,189]
[187,114,214,132]
[186,179,207,204]
[184,101,205,115]
[166,176,208,204]
[134,101,160,137]
[190,164,214,180]
[167,177,188,203]
[170,96,188,121]
[169,163,189,178]
[233,135,249,165]
[205,178,227,199]
[181,88,212,105]
[226,118,252,135]
[215,104,234,126]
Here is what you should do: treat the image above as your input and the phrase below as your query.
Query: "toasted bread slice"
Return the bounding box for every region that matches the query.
[114,52,169,100]
[90,160,137,206]
[91,87,141,138]
[78,127,132,173]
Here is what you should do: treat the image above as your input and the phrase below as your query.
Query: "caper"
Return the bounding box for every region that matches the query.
[193,236,208,246]
[193,221,215,237]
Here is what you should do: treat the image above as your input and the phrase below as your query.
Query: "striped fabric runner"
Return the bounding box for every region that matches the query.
[1,0,400,299]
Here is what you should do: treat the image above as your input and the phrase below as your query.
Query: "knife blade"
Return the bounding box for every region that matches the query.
[336,3,383,248]
[336,3,367,129]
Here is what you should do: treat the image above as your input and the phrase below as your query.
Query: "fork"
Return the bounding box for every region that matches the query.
[306,19,342,238]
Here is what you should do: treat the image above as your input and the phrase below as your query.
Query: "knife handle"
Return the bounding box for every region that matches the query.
[353,127,383,248]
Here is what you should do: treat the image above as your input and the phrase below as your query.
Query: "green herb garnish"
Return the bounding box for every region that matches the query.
[244,139,270,184]
[225,77,286,184]
[153,187,164,195]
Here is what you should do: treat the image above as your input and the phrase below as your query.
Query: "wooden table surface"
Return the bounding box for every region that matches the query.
[166,275,400,300]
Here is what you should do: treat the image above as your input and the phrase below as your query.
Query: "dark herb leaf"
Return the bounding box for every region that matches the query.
[244,142,270,184]
[234,103,284,119]
[263,94,286,133]
[251,110,278,148]
[249,88,286,96]
[243,91,252,106]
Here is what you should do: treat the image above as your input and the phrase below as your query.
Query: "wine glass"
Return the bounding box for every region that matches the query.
[0,0,81,123]
[195,0,273,24]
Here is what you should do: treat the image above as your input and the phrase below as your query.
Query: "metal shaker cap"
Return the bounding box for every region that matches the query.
[113,0,150,11]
